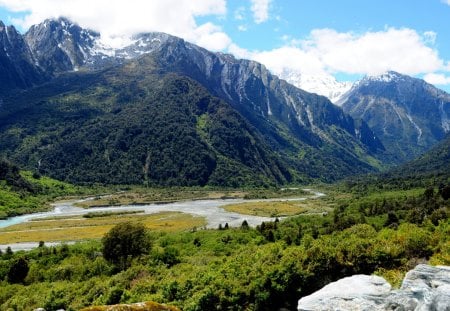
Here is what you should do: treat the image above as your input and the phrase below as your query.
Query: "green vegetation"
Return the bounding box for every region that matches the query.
[222,199,331,217]
[102,222,151,270]
[80,301,180,311]
[343,133,450,193]
[0,64,292,187]
[83,211,144,218]
[0,159,84,218]
[75,187,309,208]
[0,185,448,310]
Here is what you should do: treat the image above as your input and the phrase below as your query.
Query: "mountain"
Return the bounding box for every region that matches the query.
[338,71,450,164]
[0,18,385,186]
[0,64,293,186]
[24,17,100,75]
[0,21,46,92]
[279,70,353,103]
[387,133,450,182]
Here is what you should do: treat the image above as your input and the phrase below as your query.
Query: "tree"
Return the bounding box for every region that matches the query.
[5,246,13,259]
[439,185,450,200]
[102,222,151,270]
[7,257,29,284]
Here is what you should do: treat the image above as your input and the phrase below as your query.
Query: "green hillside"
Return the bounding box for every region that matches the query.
[0,59,292,186]
[0,159,78,218]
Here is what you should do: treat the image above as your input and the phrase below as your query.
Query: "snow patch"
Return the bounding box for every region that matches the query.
[279,70,353,104]
[364,71,402,83]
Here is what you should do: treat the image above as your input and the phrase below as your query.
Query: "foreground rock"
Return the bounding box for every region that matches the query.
[298,264,450,311]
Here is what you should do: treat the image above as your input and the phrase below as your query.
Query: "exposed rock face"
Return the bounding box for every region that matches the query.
[338,71,450,164]
[0,17,386,183]
[0,21,45,91]
[298,264,450,311]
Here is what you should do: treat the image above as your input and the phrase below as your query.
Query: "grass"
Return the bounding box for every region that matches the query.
[0,212,205,244]
[80,301,180,311]
[73,187,312,208]
[83,210,145,218]
[74,189,247,208]
[222,198,332,217]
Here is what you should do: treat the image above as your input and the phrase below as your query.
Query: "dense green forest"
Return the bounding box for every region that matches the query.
[342,133,450,193]
[0,53,383,187]
[0,184,448,310]
[0,61,293,187]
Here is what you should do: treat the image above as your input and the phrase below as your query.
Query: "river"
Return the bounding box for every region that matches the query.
[0,189,324,251]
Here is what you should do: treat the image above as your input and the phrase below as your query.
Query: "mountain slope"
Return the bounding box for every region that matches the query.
[0,56,292,186]
[149,36,384,174]
[338,71,450,164]
[387,133,450,181]
[0,18,386,185]
[0,22,46,92]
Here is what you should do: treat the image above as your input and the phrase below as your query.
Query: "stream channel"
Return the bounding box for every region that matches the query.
[0,189,324,251]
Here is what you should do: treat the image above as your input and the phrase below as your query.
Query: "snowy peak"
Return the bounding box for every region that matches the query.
[278,70,353,103]
[339,70,450,164]
[362,71,405,83]
[25,18,100,73]
[0,20,44,91]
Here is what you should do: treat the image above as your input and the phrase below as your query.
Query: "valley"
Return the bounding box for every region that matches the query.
[0,13,449,311]
[0,188,324,247]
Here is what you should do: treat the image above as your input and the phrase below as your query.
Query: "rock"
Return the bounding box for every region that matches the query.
[298,264,450,311]
[297,275,391,311]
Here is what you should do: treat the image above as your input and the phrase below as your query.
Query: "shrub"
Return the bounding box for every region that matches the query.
[102,222,151,270]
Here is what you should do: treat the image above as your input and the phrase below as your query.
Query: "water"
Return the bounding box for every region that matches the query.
[0,190,325,250]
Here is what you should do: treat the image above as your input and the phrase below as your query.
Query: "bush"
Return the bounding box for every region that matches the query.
[7,257,29,284]
[102,222,151,270]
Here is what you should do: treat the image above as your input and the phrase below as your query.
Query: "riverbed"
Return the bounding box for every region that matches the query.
[0,189,324,251]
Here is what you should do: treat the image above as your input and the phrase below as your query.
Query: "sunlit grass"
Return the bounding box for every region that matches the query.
[222,199,332,217]
[0,212,205,244]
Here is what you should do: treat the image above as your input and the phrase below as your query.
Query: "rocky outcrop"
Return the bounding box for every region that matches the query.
[298,264,450,311]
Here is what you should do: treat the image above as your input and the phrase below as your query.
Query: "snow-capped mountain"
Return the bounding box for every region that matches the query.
[23,17,175,74]
[0,17,385,183]
[279,70,353,103]
[338,71,450,164]
[0,21,45,91]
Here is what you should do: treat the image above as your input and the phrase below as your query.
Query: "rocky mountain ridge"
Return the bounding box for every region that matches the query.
[337,71,450,164]
[0,18,383,184]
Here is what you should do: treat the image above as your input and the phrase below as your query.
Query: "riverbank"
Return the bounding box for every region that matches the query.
[0,189,326,250]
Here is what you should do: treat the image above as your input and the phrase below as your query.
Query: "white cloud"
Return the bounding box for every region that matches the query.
[253,46,327,76]
[423,31,437,45]
[238,25,248,32]
[0,0,231,51]
[192,22,231,51]
[424,73,450,85]
[304,28,443,75]
[228,43,253,60]
[243,27,446,79]
[250,0,271,24]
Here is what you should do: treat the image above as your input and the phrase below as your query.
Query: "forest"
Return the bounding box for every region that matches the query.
[0,178,448,310]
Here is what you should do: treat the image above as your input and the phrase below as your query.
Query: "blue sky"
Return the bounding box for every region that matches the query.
[0,0,450,91]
